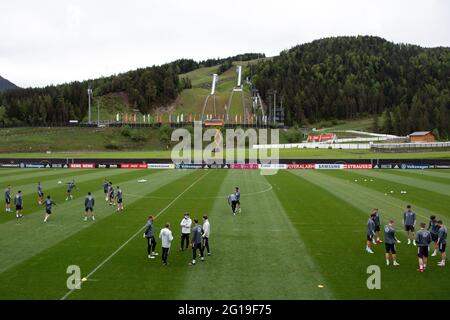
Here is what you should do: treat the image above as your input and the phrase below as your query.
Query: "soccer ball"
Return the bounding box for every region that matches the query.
[58,181,62,184]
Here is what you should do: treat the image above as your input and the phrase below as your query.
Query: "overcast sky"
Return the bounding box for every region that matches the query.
[1,0,449,88]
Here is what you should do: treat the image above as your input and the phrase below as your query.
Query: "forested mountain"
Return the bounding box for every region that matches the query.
[1,35,449,138]
[0,54,263,125]
[252,36,450,138]
[0,76,19,92]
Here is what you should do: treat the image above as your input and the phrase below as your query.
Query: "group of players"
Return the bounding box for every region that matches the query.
[366,205,447,272]
[142,186,242,266]
[3,178,124,223]
[143,212,212,266]
[102,178,124,211]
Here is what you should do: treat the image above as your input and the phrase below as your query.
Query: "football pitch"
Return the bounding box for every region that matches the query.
[0,168,449,300]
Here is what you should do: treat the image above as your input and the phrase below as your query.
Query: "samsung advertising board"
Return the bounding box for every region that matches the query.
[315,164,345,170]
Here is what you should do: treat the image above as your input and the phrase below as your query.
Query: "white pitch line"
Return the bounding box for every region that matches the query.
[125,183,272,200]
[60,171,210,300]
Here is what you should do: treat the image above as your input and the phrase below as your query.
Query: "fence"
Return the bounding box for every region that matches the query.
[371,142,450,152]
[253,141,450,151]
[253,143,371,150]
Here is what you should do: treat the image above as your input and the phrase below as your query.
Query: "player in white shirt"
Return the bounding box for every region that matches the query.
[202,215,211,256]
[159,223,174,266]
[180,212,192,251]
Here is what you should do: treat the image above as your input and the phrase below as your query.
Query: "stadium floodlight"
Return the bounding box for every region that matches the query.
[87,87,93,124]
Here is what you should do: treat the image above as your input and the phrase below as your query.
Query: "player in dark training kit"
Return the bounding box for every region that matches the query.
[108,182,115,206]
[228,193,237,215]
[4,185,12,213]
[372,208,382,244]
[14,190,24,219]
[436,220,447,267]
[235,187,241,213]
[84,192,95,221]
[116,186,123,212]
[103,178,109,201]
[416,222,432,272]
[403,205,416,246]
[143,215,158,259]
[66,180,77,200]
[428,215,440,256]
[366,212,376,254]
[189,218,205,266]
[43,195,56,223]
[384,220,401,266]
[37,182,44,205]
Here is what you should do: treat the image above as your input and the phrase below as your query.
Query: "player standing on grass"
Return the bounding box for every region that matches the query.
[143,215,158,259]
[4,185,12,213]
[180,212,192,251]
[235,187,241,213]
[429,215,440,256]
[103,178,109,201]
[366,213,376,254]
[372,208,382,243]
[228,192,237,215]
[84,192,95,221]
[14,190,24,219]
[108,182,115,206]
[189,218,204,266]
[202,215,211,256]
[436,220,447,267]
[116,186,123,212]
[416,222,431,272]
[159,223,173,266]
[43,195,56,223]
[384,220,401,266]
[37,182,44,205]
[403,205,416,246]
[66,179,76,200]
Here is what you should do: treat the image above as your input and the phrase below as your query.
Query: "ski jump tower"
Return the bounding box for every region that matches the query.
[224,65,247,125]
[201,73,222,124]
[201,73,224,153]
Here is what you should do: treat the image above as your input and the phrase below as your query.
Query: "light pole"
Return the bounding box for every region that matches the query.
[87,88,93,124]
[273,90,277,126]
[97,101,100,126]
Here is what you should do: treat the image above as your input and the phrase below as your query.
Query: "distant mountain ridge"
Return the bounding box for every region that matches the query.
[0,76,19,92]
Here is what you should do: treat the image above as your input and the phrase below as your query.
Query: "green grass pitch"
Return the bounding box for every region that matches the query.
[0,168,449,299]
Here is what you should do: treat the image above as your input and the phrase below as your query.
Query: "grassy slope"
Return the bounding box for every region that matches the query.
[0,117,448,157]
[0,127,171,153]
[312,118,374,131]
[0,169,449,299]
